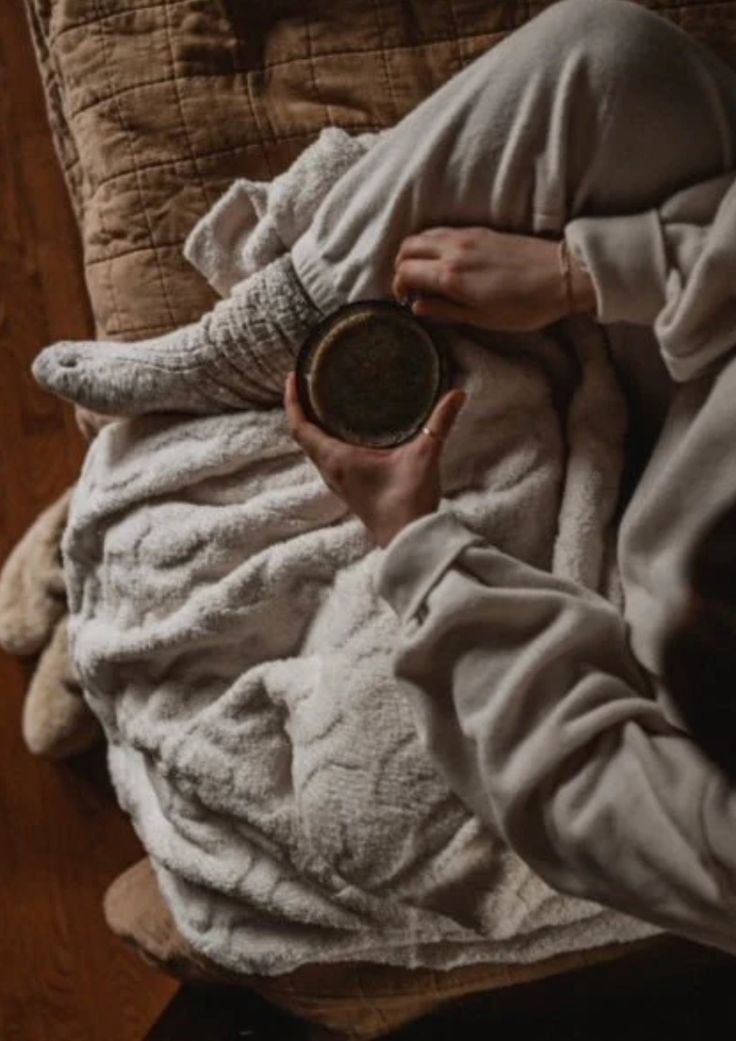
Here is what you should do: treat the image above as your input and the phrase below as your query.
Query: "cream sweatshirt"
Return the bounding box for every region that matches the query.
[374,170,736,955]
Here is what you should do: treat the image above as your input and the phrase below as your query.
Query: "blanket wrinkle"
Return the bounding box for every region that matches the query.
[63,126,659,977]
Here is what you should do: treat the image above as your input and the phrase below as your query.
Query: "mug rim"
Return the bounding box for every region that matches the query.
[294,299,452,448]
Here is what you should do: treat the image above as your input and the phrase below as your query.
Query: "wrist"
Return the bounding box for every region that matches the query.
[565,238,597,316]
[372,507,435,548]
[562,236,595,316]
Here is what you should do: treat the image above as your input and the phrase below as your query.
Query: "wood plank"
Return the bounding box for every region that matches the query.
[0,2,177,1037]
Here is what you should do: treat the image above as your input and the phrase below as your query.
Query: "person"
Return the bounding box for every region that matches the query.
[33,0,736,953]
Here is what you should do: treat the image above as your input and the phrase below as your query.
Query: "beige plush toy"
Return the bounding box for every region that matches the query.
[0,486,103,758]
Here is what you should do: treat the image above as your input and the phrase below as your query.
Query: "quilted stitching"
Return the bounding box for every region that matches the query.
[27,0,736,338]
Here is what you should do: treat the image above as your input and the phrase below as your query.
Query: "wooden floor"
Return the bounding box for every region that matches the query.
[0,3,177,1038]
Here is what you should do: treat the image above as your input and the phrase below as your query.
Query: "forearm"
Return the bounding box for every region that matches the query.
[375,509,736,953]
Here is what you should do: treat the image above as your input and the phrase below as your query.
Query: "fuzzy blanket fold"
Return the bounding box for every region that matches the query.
[62,128,659,976]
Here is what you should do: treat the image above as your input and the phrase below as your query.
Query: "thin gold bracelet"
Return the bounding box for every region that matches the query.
[558,236,575,316]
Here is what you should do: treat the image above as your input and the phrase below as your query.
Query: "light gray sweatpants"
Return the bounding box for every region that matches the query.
[295,0,734,297]
[291,0,736,439]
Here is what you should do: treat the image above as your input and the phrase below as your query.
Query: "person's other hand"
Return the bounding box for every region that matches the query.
[392,226,596,333]
[283,372,467,549]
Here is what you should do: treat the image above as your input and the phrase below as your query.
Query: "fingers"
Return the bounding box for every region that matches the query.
[424,388,468,443]
[283,371,346,472]
[410,295,486,327]
[413,388,468,459]
[394,232,445,264]
[394,226,487,303]
[395,226,471,264]
[392,259,459,303]
[284,371,466,470]
[283,371,331,451]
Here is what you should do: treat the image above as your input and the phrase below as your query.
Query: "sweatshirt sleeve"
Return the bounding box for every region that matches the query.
[563,168,736,382]
[374,508,736,955]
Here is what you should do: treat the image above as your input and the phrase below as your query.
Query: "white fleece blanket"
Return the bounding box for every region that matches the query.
[63,129,660,976]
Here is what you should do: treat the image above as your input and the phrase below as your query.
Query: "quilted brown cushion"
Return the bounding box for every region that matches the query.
[23,0,736,1035]
[26,0,736,341]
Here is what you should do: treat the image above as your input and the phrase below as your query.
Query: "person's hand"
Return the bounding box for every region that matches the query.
[392,226,596,333]
[283,372,467,548]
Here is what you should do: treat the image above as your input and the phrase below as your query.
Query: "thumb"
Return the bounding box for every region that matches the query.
[423,388,468,443]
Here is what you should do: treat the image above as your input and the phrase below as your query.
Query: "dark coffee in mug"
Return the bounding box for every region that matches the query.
[295,301,452,448]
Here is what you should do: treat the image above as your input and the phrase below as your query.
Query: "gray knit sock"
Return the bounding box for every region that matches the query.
[32,255,323,416]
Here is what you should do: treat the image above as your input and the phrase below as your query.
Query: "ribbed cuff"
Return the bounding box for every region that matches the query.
[374,509,483,622]
[291,233,346,315]
[660,338,736,384]
[564,209,668,326]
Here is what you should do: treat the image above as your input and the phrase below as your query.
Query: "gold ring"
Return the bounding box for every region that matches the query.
[422,425,444,442]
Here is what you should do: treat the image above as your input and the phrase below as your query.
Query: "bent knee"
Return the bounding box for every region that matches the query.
[531,0,697,85]
[544,0,665,34]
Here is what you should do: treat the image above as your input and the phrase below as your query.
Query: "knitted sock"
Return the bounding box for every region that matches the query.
[32,255,323,416]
